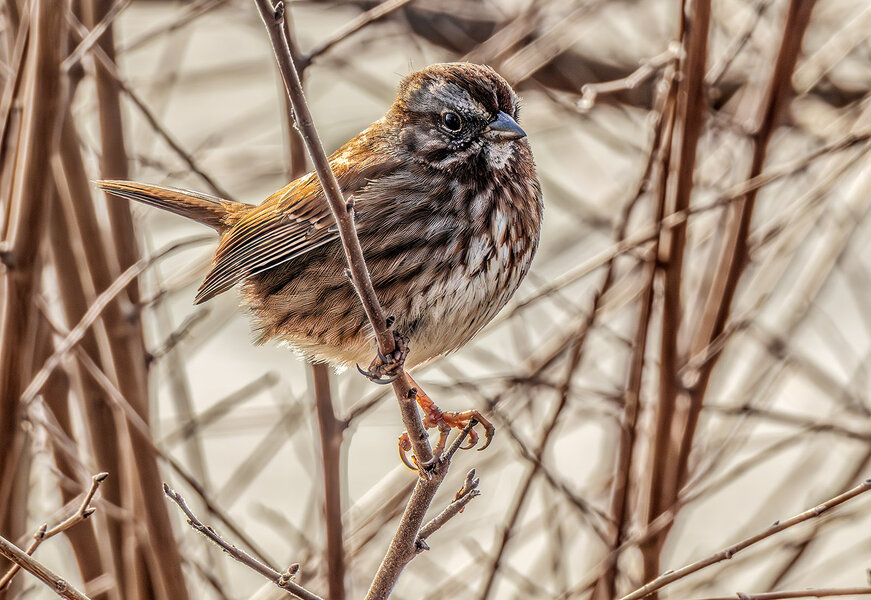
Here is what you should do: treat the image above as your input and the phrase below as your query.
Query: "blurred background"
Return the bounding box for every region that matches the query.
[2,0,871,599]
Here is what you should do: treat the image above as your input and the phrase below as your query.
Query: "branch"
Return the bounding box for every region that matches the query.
[0,473,107,590]
[695,588,871,600]
[311,362,346,600]
[251,4,486,597]
[20,236,213,405]
[415,469,480,552]
[577,43,680,111]
[619,478,871,600]
[0,535,91,600]
[364,423,475,600]
[251,0,431,467]
[299,0,417,69]
[163,484,323,600]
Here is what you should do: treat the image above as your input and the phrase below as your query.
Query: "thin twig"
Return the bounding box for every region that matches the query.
[250,6,482,595]
[299,0,417,69]
[578,43,680,111]
[695,587,871,600]
[162,484,323,600]
[619,478,871,600]
[65,11,235,200]
[416,469,480,552]
[0,472,108,590]
[0,535,91,600]
[19,236,213,406]
[61,0,132,72]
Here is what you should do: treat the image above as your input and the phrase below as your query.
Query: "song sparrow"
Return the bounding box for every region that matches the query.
[97,62,542,460]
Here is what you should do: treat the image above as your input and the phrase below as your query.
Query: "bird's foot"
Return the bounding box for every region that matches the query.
[397,380,495,471]
[356,331,408,384]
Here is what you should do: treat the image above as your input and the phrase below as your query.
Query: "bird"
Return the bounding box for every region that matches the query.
[96,62,542,466]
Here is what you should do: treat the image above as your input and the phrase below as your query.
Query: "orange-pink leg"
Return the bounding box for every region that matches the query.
[397,374,495,470]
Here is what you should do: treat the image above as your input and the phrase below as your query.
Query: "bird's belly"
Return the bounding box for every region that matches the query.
[244,205,538,369]
[401,228,533,367]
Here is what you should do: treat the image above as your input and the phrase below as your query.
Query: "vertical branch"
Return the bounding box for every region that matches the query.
[312,363,347,600]
[679,0,819,484]
[53,101,126,595]
[594,72,677,600]
[280,21,347,598]
[45,174,117,600]
[78,2,194,598]
[276,19,348,594]
[641,0,710,585]
[251,3,471,597]
[0,1,64,589]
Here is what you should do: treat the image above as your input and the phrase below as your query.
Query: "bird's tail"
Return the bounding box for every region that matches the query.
[94,180,251,232]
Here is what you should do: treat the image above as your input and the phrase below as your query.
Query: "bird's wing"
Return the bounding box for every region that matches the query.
[194,127,396,304]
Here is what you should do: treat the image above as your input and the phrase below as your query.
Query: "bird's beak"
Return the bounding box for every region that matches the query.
[482,111,526,141]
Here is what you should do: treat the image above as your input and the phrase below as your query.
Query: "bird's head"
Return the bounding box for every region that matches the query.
[389,62,528,174]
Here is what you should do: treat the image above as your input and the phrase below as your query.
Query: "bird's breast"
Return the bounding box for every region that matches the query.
[397,178,541,364]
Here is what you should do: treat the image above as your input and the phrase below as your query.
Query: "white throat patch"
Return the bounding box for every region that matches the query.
[485,142,515,170]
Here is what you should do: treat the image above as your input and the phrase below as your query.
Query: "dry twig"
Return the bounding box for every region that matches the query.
[695,588,871,600]
[620,478,871,600]
[0,473,108,591]
[163,484,323,600]
[416,469,481,552]
[0,535,91,600]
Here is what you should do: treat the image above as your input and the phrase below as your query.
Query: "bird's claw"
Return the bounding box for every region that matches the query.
[355,364,399,384]
[398,432,418,471]
[441,410,494,452]
[358,332,408,384]
[460,427,479,450]
[397,409,494,471]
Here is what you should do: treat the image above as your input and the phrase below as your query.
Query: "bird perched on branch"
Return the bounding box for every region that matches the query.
[97,62,542,464]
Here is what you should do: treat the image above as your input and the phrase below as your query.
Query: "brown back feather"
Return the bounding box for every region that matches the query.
[193,119,400,304]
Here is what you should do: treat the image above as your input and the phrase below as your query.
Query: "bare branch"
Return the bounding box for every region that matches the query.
[620,478,871,600]
[416,469,481,552]
[695,587,871,600]
[19,236,212,406]
[299,0,417,69]
[0,473,108,590]
[0,535,91,600]
[162,484,324,600]
[251,0,431,467]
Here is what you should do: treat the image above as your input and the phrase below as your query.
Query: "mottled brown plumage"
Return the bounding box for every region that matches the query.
[97,62,542,372]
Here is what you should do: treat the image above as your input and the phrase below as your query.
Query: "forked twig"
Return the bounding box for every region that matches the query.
[0,473,108,590]
[0,536,91,600]
[163,484,323,600]
[416,469,481,552]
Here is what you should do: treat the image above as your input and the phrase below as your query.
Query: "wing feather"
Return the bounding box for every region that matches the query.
[194,124,397,304]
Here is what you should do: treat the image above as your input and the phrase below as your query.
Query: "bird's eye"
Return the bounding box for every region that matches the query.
[441,111,462,132]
